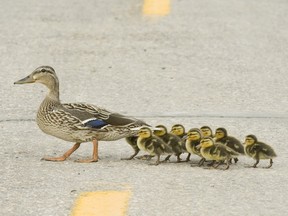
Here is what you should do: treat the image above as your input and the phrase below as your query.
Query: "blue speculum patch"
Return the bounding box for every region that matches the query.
[84,119,108,128]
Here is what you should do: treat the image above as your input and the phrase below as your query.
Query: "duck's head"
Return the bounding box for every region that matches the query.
[215,127,227,139]
[186,128,202,141]
[170,124,185,136]
[200,126,213,138]
[14,66,59,90]
[199,137,214,148]
[138,127,153,138]
[153,125,167,136]
[244,134,257,146]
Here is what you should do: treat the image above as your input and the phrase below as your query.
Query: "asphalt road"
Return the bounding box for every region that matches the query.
[1,0,288,215]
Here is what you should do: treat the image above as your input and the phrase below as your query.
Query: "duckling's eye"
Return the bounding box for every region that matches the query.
[41,68,46,72]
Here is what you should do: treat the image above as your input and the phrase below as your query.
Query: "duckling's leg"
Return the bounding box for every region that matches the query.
[163,155,171,162]
[207,160,216,166]
[265,159,273,169]
[121,149,140,160]
[185,153,191,162]
[197,158,206,167]
[213,162,221,168]
[176,153,182,163]
[224,160,230,170]
[253,159,260,168]
[42,143,81,161]
[75,139,99,163]
[150,155,161,165]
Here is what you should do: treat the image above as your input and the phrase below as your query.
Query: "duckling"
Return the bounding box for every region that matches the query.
[199,137,239,170]
[14,66,148,162]
[170,124,191,161]
[200,126,214,138]
[185,128,205,166]
[214,127,244,163]
[244,135,277,168]
[137,127,173,165]
[121,136,139,160]
[121,136,153,160]
[154,125,183,162]
[170,124,186,139]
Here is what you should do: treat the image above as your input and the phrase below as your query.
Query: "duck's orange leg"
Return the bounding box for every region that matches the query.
[42,143,81,161]
[75,139,99,163]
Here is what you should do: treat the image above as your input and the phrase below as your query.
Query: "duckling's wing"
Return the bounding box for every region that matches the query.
[226,137,245,153]
[63,103,146,127]
[168,136,183,153]
[257,142,277,157]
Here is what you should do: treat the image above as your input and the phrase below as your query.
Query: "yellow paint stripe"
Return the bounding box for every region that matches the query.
[71,190,131,216]
[143,0,171,16]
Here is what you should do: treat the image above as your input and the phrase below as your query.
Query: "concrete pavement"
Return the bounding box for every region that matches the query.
[1,0,288,215]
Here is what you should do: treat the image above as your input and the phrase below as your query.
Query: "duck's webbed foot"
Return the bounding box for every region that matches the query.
[41,155,68,162]
[41,143,81,162]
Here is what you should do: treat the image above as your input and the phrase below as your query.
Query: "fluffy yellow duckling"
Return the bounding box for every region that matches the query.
[200,126,214,138]
[199,137,239,170]
[122,136,153,160]
[215,127,244,163]
[137,127,173,165]
[154,125,183,162]
[170,124,186,139]
[185,128,205,166]
[244,135,277,168]
[170,124,191,161]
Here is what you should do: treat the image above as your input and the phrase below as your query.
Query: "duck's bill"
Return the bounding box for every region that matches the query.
[14,75,35,84]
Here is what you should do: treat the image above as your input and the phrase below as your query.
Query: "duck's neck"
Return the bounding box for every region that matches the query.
[45,77,61,103]
[48,88,60,102]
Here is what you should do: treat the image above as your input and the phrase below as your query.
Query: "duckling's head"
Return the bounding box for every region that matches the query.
[215,128,227,139]
[170,124,185,136]
[244,134,258,146]
[138,127,153,138]
[153,125,167,136]
[200,126,213,137]
[14,66,59,90]
[186,128,202,141]
[200,137,214,148]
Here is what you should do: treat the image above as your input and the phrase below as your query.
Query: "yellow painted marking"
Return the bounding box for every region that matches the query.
[71,190,131,216]
[143,0,170,16]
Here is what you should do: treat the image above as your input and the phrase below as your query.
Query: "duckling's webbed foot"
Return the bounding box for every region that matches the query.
[41,143,81,162]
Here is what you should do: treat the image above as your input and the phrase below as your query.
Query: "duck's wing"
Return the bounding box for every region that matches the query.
[63,103,147,128]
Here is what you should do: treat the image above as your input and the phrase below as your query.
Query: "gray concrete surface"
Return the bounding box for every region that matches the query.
[1,0,288,215]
